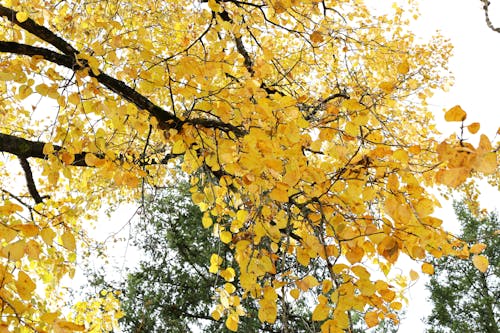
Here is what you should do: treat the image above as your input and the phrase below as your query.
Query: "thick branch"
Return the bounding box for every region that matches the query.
[0,41,245,136]
[18,157,43,204]
[0,132,89,165]
[0,5,79,55]
[0,132,178,166]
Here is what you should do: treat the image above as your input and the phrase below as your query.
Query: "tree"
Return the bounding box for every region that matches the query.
[91,180,317,332]
[91,178,400,332]
[0,0,498,331]
[425,201,499,333]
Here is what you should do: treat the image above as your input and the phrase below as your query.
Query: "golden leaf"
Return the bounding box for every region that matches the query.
[467,122,480,134]
[444,105,467,122]
[61,231,76,251]
[220,231,232,244]
[15,271,36,300]
[289,288,300,299]
[469,243,486,254]
[225,312,239,331]
[310,31,324,44]
[15,11,29,23]
[365,311,379,328]
[421,262,434,275]
[397,60,410,74]
[472,255,489,273]
[312,303,330,321]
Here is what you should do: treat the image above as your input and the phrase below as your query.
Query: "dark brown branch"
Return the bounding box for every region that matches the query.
[0,5,79,55]
[0,41,246,136]
[18,157,43,204]
[0,132,179,166]
[481,0,500,33]
[0,132,89,165]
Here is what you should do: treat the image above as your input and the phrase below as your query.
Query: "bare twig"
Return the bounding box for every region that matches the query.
[481,0,500,33]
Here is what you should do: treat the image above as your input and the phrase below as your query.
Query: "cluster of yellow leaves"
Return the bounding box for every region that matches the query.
[436,107,498,188]
[0,0,498,331]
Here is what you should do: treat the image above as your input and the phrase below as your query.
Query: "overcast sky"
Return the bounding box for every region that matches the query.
[398,1,500,331]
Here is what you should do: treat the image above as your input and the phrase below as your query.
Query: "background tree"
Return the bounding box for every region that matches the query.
[89,177,402,333]
[0,0,498,331]
[425,200,499,333]
[92,180,316,333]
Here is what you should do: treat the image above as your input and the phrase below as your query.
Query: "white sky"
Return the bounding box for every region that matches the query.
[397,1,500,331]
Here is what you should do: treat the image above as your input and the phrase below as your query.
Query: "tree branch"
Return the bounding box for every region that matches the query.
[0,5,79,55]
[0,41,245,136]
[0,4,246,136]
[18,157,44,204]
[0,132,178,166]
[481,0,500,33]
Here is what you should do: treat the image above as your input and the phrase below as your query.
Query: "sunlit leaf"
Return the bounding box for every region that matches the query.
[472,255,489,273]
[444,105,467,122]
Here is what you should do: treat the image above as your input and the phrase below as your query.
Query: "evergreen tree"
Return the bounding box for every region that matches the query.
[97,181,315,332]
[425,201,499,333]
[90,180,401,332]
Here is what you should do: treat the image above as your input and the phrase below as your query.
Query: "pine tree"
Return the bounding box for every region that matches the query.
[425,201,499,333]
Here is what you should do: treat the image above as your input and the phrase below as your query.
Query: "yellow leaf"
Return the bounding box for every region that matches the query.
[397,60,410,74]
[310,31,324,44]
[202,214,213,228]
[379,81,395,93]
[25,240,41,260]
[212,310,221,321]
[469,243,486,254]
[421,262,434,275]
[409,269,419,281]
[312,303,330,321]
[435,167,469,188]
[296,275,319,291]
[258,299,277,323]
[225,312,239,331]
[390,301,403,310]
[220,231,232,244]
[467,122,480,134]
[54,320,85,331]
[1,240,26,260]
[365,311,379,328]
[15,11,29,23]
[43,143,55,155]
[220,267,235,282]
[40,312,59,324]
[289,288,300,299]
[61,231,76,251]
[269,187,289,203]
[35,83,50,96]
[13,224,39,237]
[209,253,222,273]
[172,139,187,154]
[322,280,333,293]
[208,0,223,12]
[346,245,364,264]
[444,105,467,122]
[17,84,32,99]
[41,227,56,245]
[60,151,75,165]
[342,99,364,111]
[472,255,489,273]
[225,282,236,294]
[15,271,36,300]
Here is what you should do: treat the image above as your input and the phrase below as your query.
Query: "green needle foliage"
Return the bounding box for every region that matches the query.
[89,179,403,332]
[98,181,314,332]
[425,200,499,333]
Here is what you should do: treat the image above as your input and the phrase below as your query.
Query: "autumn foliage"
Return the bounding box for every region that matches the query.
[0,0,498,332]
